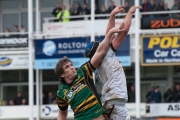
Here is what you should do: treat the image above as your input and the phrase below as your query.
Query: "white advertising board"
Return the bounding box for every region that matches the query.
[0,55,28,70]
[146,103,180,117]
[126,103,146,116]
[44,21,86,34]
[0,103,146,119]
[0,105,74,119]
[43,19,135,36]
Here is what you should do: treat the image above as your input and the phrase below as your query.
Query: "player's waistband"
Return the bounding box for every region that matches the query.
[106,98,126,106]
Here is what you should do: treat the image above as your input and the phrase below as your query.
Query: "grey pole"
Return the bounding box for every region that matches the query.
[28,0,34,119]
[135,0,141,118]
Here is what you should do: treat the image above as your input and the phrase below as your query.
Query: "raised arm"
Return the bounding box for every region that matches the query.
[105,6,125,40]
[112,6,142,50]
[90,25,125,68]
[57,110,68,120]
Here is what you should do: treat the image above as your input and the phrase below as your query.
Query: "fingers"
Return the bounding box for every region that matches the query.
[119,22,125,29]
[117,5,125,8]
[119,8,124,11]
[118,6,125,11]
[118,29,126,32]
[135,6,142,9]
[114,29,126,33]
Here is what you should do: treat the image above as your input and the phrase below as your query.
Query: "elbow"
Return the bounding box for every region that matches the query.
[124,29,129,35]
[121,29,128,36]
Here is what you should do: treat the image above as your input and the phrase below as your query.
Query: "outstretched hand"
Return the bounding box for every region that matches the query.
[110,22,126,33]
[129,6,142,13]
[111,6,125,15]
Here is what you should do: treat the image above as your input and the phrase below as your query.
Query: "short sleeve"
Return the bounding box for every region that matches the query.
[56,95,68,111]
[110,43,117,52]
[81,61,95,79]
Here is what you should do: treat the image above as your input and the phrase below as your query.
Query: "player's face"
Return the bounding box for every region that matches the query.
[61,62,77,81]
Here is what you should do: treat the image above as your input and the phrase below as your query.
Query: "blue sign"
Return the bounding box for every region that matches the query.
[142,35,180,66]
[35,36,130,69]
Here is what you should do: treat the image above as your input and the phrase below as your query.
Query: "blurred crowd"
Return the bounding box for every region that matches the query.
[52,1,133,22]
[141,0,180,17]
[0,91,56,106]
[52,0,180,22]
[146,84,180,103]
[2,25,27,37]
[127,84,180,103]
[1,84,180,106]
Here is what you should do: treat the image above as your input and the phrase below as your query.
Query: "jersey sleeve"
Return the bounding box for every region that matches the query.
[81,61,95,79]
[56,95,68,111]
[110,43,117,52]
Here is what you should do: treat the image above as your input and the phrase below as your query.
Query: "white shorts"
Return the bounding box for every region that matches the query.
[103,99,131,120]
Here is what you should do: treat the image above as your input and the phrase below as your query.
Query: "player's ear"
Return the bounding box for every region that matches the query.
[61,73,65,78]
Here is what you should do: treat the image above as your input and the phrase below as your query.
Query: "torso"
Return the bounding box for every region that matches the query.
[95,48,128,104]
[57,62,104,120]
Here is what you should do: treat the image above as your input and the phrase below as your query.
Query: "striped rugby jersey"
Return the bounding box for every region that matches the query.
[56,61,104,120]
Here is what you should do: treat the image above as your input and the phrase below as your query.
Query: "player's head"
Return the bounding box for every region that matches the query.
[84,41,99,58]
[54,56,77,83]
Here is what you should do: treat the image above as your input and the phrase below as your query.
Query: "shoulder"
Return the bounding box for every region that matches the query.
[57,84,68,98]
[80,61,95,71]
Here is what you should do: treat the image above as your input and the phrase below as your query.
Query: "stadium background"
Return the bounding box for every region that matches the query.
[0,0,180,120]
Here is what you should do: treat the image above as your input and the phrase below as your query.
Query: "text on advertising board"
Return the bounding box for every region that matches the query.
[141,35,180,66]
[34,36,130,69]
[141,17,180,29]
[0,36,28,48]
[151,18,180,29]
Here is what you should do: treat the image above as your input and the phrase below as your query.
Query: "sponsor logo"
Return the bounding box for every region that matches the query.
[47,24,63,31]
[42,106,59,116]
[0,109,4,116]
[66,90,74,100]
[168,105,180,111]
[151,18,180,29]
[0,37,28,48]
[147,36,180,58]
[0,57,12,66]
[142,36,180,64]
[42,41,56,56]
[148,37,180,49]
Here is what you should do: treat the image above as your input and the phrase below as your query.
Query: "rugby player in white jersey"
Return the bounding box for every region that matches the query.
[84,6,141,120]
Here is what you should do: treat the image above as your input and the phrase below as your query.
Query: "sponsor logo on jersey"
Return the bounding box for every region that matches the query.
[66,90,74,100]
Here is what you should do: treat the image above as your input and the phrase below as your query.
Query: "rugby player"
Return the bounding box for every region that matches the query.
[54,24,125,119]
[84,6,141,120]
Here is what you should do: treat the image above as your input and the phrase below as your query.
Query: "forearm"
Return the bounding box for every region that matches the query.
[90,30,114,68]
[57,110,67,120]
[97,30,114,53]
[105,13,115,35]
[112,11,133,49]
[123,10,133,32]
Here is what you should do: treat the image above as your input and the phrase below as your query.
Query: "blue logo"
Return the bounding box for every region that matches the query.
[0,57,12,67]
[42,41,56,56]
[42,106,51,116]
[42,106,59,116]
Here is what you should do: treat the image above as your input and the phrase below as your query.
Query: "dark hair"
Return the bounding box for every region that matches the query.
[156,86,160,89]
[54,56,72,82]
[5,28,11,32]
[14,25,18,28]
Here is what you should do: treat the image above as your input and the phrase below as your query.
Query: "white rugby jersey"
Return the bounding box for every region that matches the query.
[95,46,128,104]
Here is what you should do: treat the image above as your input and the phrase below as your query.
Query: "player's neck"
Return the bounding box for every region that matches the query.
[65,78,74,84]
